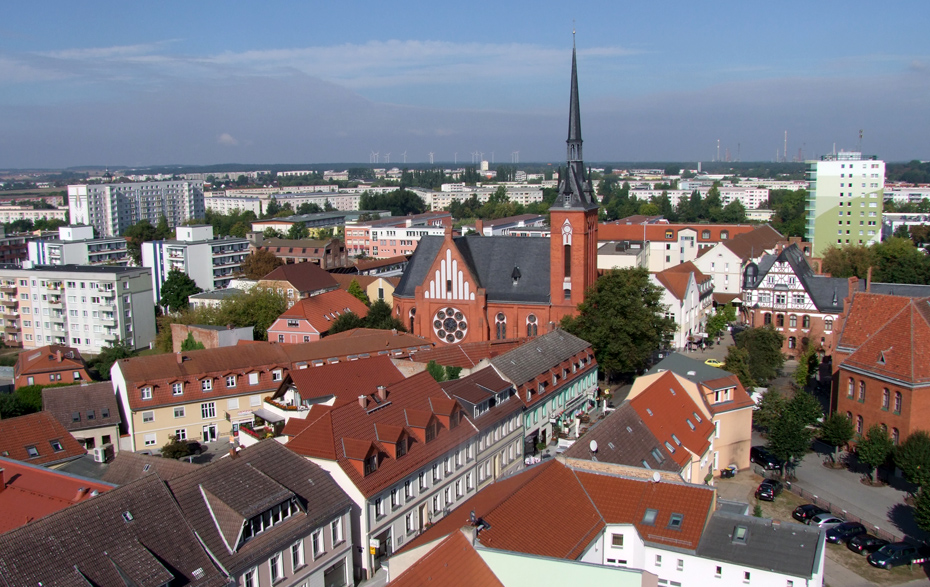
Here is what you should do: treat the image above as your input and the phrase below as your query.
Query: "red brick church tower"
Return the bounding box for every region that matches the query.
[550,38,599,323]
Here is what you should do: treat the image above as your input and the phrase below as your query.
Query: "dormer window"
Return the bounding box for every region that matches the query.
[272,369,283,382]
[201,379,212,392]
[364,454,378,475]
[141,387,152,400]
[172,383,183,395]
[396,439,407,458]
[425,421,439,443]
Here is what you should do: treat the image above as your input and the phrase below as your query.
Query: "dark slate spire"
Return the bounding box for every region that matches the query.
[553,35,598,211]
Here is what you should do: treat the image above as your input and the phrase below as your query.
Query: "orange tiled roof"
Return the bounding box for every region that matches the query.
[408,339,529,369]
[14,345,85,379]
[842,297,930,385]
[259,262,338,292]
[389,531,505,587]
[0,412,86,466]
[283,355,407,407]
[598,223,755,243]
[654,262,710,302]
[836,292,913,352]
[276,288,369,333]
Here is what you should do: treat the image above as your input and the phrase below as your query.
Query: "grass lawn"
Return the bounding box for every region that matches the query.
[756,488,929,586]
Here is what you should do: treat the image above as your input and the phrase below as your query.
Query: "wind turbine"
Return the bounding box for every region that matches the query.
[384,152,391,164]
[402,151,407,164]
[454,152,457,165]
[428,152,434,165]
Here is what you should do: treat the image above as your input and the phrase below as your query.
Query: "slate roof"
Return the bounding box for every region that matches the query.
[394,235,553,303]
[260,261,338,292]
[696,510,823,578]
[490,330,594,387]
[274,288,369,333]
[746,244,851,312]
[101,451,199,486]
[166,440,352,575]
[0,456,115,534]
[647,352,732,385]
[562,402,679,472]
[0,474,227,587]
[865,282,930,298]
[389,531,506,587]
[402,459,716,558]
[13,344,86,380]
[42,381,121,432]
[0,411,86,466]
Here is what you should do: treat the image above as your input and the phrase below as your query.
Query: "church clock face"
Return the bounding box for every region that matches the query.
[433,307,467,343]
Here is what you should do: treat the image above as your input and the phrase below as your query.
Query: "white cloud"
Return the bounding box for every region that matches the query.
[217,133,239,146]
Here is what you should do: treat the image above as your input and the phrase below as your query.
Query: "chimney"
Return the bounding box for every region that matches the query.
[376,385,387,401]
[176,352,183,364]
[443,225,453,240]
[73,487,89,502]
[228,447,239,459]
[475,218,484,235]
[358,395,369,409]
[866,266,872,292]
[0,468,4,492]
[56,350,62,363]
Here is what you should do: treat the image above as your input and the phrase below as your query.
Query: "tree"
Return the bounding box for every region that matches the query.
[161,435,192,459]
[723,346,755,389]
[794,344,820,388]
[916,488,930,532]
[753,388,787,433]
[180,332,205,351]
[821,244,875,279]
[561,268,675,381]
[895,430,930,488]
[734,326,785,385]
[857,424,894,485]
[328,311,365,334]
[365,300,405,331]
[123,220,160,265]
[286,223,309,240]
[819,412,855,462]
[767,390,822,469]
[90,338,135,380]
[872,237,930,284]
[347,279,370,305]
[263,227,285,239]
[705,306,730,339]
[159,269,202,313]
[426,360,446,382]
[239,249,284,280]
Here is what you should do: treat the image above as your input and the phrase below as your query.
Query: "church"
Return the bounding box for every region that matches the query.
[393,42,599,344]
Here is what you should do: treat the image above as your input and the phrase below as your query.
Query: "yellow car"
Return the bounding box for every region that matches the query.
[705,358,725,368]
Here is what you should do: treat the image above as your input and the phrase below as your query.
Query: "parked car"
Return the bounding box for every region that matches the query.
[185,440,205,456]
[848,534,890,556]
[868,543,930,569]
[750,445,783,470]
[792,504,829,524]
[826,522,867,544]
[755,479,783,501]
[704,358,725,368]
[809,513,845,529]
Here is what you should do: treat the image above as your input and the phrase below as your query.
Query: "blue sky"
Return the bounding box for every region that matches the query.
[1,1,928,168]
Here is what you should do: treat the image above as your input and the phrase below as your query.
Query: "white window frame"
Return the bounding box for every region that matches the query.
[226,375,236,387]
[269,551,284,583]
[331,517,343,545]
[172,382,183,395]
[173,406,185,419]
[143,433,156,446]
[311,529,324,559]
[291,539,304,569]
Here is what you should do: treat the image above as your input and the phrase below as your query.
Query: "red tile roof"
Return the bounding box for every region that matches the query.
[14,345,86,380]
[842,297,930,385]
[275,289,369,333]
[285,371,477,497]
[402,459,716,558]
[260,262,338,292]
[0,412,86,466]
[598,223,755,243]
[629,371,715,467]
[389,531,505,587]
[282,355,407,407]
[0,456,114,533]
[836,293,913,352]
[654,262,710,302]
[407,339,529,369]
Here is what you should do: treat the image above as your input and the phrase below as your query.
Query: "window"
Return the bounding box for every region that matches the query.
[763,313,771,325]
[71,412,81,423]
[419,471,428,491]
[893,428,900,445]
[312,529,324,558]
[825,318,833,331]
[802,315,810,328]
[226,375,236,387]
[444,486,452,506]
[365,455,378,475]
[144,433,156,446]
[668,513,684,529]
[526,314,538,337]
[856,415,863,434]
[744,571,751,583]
[391,488,400,509]
[291,540,304,569]
[374,497,384,518]
[643,508,658,525]
[847,378,854,398]
[789,315,797,328]
[228,398,239,410]
[858,380,866,402]
[249,372,259,385]
[776,314,784,327]
[270,552,284,583]
[142,411,154,423]
[331,517,343,544]
[788,336,796,349]
[174,407,185,418]
[715,566,722,578]
[655,554,662,567]
[272,369,283,381]
[172,383,183,395]
[677,559,684,571]
[894,391,902,414]
[701,230,711,239]
[611,533,624,548]
[175,428,187,440]
[201,402,216,419]
[243,568,257,587]
[882,388,890,410]
[49,439,64,453]
[201,379,212,392]
[405,512,415,533]
[141,387,152,400]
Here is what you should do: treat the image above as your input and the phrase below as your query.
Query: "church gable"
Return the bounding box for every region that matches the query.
[424,243,478,302]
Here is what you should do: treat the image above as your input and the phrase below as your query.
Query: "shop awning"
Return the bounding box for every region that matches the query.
[251,408,285,424]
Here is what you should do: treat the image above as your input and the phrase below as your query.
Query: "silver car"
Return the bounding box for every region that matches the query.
[809,513,845,529]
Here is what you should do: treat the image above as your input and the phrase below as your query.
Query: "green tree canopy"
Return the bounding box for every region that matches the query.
[561,268,675,381]
[89,338,135,380]
[734,326,784,385]
[347,279,370,305]
[159,269,202,313]
[286,223,309,240]
[767,390,823,467]
[723,346,755,388]
[180,332,206,351]
[239,249,284,280]
[161,435,192,459]
[123,219,170,265]
[894,430,930,488]
[752,388,786,434]
[328,311,365,334]
[857,424,894,484]
[819,412,855,456]
[915,488,930,533]
[365,300,405,331]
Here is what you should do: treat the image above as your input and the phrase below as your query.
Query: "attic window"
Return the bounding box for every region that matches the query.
[671,434,681,446]
[669,387,676,396]
[733,525,748,543]
[364,455,378,475]
[686,419,695,430]
[651,448,665,463]
[668,513,684,530]
[71,412,81,422]
[879,351,886,365]
[642,508,659,525]
[25,445,39,458]
[692,412,702,423]
[665,441,675,453]
[50,439,64,452]
[646,408,653,416]
[122,511,134,522]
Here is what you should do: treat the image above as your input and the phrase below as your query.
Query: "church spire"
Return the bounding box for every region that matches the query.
[567,35,582,161]
[552,36,597,211]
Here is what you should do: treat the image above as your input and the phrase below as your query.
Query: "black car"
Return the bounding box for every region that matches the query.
[868,543,930,569]
[185,440,205,455]
[826,522,867,544]
[792,504,829,523]
[755,478,783,501]
[848,534,890,556]
[750,445,783,470]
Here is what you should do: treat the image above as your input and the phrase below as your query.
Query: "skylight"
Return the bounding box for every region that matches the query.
[642,509,659,525]
[668,513,684,530]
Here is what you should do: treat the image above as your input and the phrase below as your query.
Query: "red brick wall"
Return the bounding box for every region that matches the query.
[835,367,915,444]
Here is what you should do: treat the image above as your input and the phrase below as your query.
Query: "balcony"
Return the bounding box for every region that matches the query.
[48,296,62,305]
[4,324,19,333]
[100,289,116,298]
[102,331,119,341]
[0,298,18,308]
[0,285,16,294]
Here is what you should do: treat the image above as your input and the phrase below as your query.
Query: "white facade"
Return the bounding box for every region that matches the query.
[652,271,713,350]
[884,186,930,205]
[141,225,250,305]
[428,185,544,211]
[27,225,130,267]
[630,187,769,210]
[0,206,69,224]
[882,212,930,240]
[693,244,744,296]
[1,265,156,353]
[68,181,205,237]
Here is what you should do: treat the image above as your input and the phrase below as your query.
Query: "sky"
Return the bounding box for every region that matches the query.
[1,1,928,169]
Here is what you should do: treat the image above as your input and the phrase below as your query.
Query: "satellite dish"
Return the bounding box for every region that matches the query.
[652,472,661,483]
[589,440,598,453]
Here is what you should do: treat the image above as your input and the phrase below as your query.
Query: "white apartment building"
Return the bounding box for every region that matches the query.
[0,265,155,353]
[141,225,250,305]
[882,212,930,240]
[428,185,544,211]
[205,192,362,215]
[68,181,205,237]
[27,225,130,267]
[630,187,769,210]
[885,186,930,205]
[0,206,69,224]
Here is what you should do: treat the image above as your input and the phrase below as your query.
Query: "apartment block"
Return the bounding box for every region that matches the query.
[27,225,130,266]
[805,152,884,256]
[0,206,69,224]
[343,212,452,258]
[142,224,250,304]
[0,264,155,353]
[68,180,205,237]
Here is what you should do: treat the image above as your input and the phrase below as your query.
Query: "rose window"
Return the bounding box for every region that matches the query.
[433,307,467,343]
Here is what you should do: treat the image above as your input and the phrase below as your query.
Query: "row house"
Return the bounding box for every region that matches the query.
[399,458,825,587]
[651,261,713,350]
[42,381,122,453]
[111,332,434,451]
[833,291,930,443]
[488,330,599,451]
[282,366,484,580]
[692,224,785,298]
[13,344,90,388]
[257,262,339,307]
[252,236,348,269]
[266,289,369,343]
[741,243,854,358]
